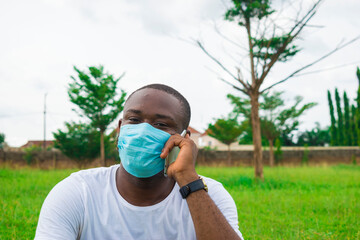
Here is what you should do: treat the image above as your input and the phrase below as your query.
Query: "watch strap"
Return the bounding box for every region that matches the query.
[179,177,207,199]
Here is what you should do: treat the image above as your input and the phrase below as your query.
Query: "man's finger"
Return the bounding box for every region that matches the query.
[160,134,183,158]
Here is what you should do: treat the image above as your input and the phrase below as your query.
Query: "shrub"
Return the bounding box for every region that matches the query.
[23,145,42,165]
[302,144,309,165]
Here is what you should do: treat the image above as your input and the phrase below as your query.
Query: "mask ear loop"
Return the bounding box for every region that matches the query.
[164,130,187,177]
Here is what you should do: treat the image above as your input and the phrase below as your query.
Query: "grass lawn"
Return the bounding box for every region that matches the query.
[1,165,359,239]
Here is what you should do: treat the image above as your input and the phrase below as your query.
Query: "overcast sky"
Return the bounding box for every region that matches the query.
[0,0,359,147]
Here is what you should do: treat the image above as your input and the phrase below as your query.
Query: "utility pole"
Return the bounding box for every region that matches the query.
[43,93,47,150]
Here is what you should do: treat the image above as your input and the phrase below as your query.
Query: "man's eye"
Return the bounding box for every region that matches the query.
[129,118,140,123]
[154,122,168,128]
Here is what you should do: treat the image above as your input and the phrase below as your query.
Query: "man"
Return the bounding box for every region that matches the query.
[35,84,243,240]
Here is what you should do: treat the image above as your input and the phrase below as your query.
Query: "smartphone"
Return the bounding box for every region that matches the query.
[164,130,187,177]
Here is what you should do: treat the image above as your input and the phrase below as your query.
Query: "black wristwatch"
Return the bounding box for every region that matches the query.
[179,177,208,199]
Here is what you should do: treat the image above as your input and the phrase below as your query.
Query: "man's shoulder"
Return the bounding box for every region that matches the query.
[199,175,234,202]
[200,175,223,189]
[71,164,119,180]
[63,164,119,192]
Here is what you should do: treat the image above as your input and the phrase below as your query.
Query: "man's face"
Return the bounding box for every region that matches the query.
[120,88,185,135]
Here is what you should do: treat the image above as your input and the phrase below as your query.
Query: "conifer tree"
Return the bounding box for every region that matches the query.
[335,89,344,145]
[356,67,360,145]
[343,92,352,146]
[351,105,358,146]
[327,90,337,146]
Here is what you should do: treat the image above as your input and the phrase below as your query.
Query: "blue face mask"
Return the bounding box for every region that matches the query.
[117,123,171,178]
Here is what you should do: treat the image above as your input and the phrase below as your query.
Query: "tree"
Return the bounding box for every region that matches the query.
[197,0,357,179]
[229,91,316,166]
[343,92,352,146]
[0,133,5,163]
[327,90,337,146]
[274,138,282,164]
[0,133,5,149]
[356,67,360,145]
[53,122,115,168]
[68,66,126,166]
[207,117,244,164]
[296,123,331,146]
[351,105,359,146]
[335,89,344,145]
[260,119,279,167]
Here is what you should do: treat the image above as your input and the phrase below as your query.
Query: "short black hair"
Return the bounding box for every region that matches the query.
[126,84,191,128]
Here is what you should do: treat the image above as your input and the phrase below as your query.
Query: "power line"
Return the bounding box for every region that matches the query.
[43,93,47,150]
[294,60,360,77]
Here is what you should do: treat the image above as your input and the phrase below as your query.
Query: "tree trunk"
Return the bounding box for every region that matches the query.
[100,130,105,166]
[227,145,231,166]
[250,93,264,180]
[269,139,274,167]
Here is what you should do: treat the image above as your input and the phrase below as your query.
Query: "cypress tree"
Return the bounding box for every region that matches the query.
[351,105,358,146]
[343,92,352,146]
[327,90,337,146]
[357,67,360,110]
[335,88,345,145]
[356,67,360,146]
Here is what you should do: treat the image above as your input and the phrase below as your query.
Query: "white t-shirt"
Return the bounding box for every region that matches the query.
[35,165,243,240]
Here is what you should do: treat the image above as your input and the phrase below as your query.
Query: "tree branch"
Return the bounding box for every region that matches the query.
[214,22,248,52]
[197,41,239,82]
[235,67,250,89]
[260,36,360,93]
[258,5,319,87]
[197,41,250,91]
[295,60,360,77]
[219,78,248,94]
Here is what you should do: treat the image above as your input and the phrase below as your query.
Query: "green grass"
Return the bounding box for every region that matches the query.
[197,165,360,240]
[0,168,76,240]
[1,166,359,239]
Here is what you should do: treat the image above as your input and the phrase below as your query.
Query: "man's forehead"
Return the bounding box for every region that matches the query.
[125,88,180,109]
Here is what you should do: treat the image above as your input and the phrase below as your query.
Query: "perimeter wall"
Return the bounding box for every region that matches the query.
[1,147,359,169]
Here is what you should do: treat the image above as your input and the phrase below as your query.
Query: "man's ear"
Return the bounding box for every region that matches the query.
[186,129,191,137]
[117,119,122,133]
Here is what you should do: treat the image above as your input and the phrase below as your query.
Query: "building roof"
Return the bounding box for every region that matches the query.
[20,140,54,149]
[188,126,201,134]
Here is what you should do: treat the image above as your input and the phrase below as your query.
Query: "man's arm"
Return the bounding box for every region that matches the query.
[35,175,84,240]
[161,135,242,240]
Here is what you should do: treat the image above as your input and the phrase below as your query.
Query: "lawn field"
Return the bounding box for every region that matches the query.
[1,165,359,239]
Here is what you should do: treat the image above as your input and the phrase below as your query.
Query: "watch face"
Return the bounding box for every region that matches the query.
[200,177,208,192]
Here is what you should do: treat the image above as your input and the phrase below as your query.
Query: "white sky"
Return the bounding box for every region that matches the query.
[0,0,359,147]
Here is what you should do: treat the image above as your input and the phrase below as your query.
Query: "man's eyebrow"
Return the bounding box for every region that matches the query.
[125,109,141,115]
[125,109,176,122]
[155,114,175,122]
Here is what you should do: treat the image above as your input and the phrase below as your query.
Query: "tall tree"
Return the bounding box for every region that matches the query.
[207,117,244,164]
[343,91,352,146]
[229,91,316,165]
[197,0,357,179]
[356,67,360,146]
[335,89,344,145]
[327,90,337,146]
[351,105,358,146]
[260,119,279,167]
[68,66,126,166]
[0,133,5,149]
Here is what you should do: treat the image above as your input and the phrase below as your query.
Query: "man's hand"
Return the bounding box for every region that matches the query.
[160,134,198,186]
